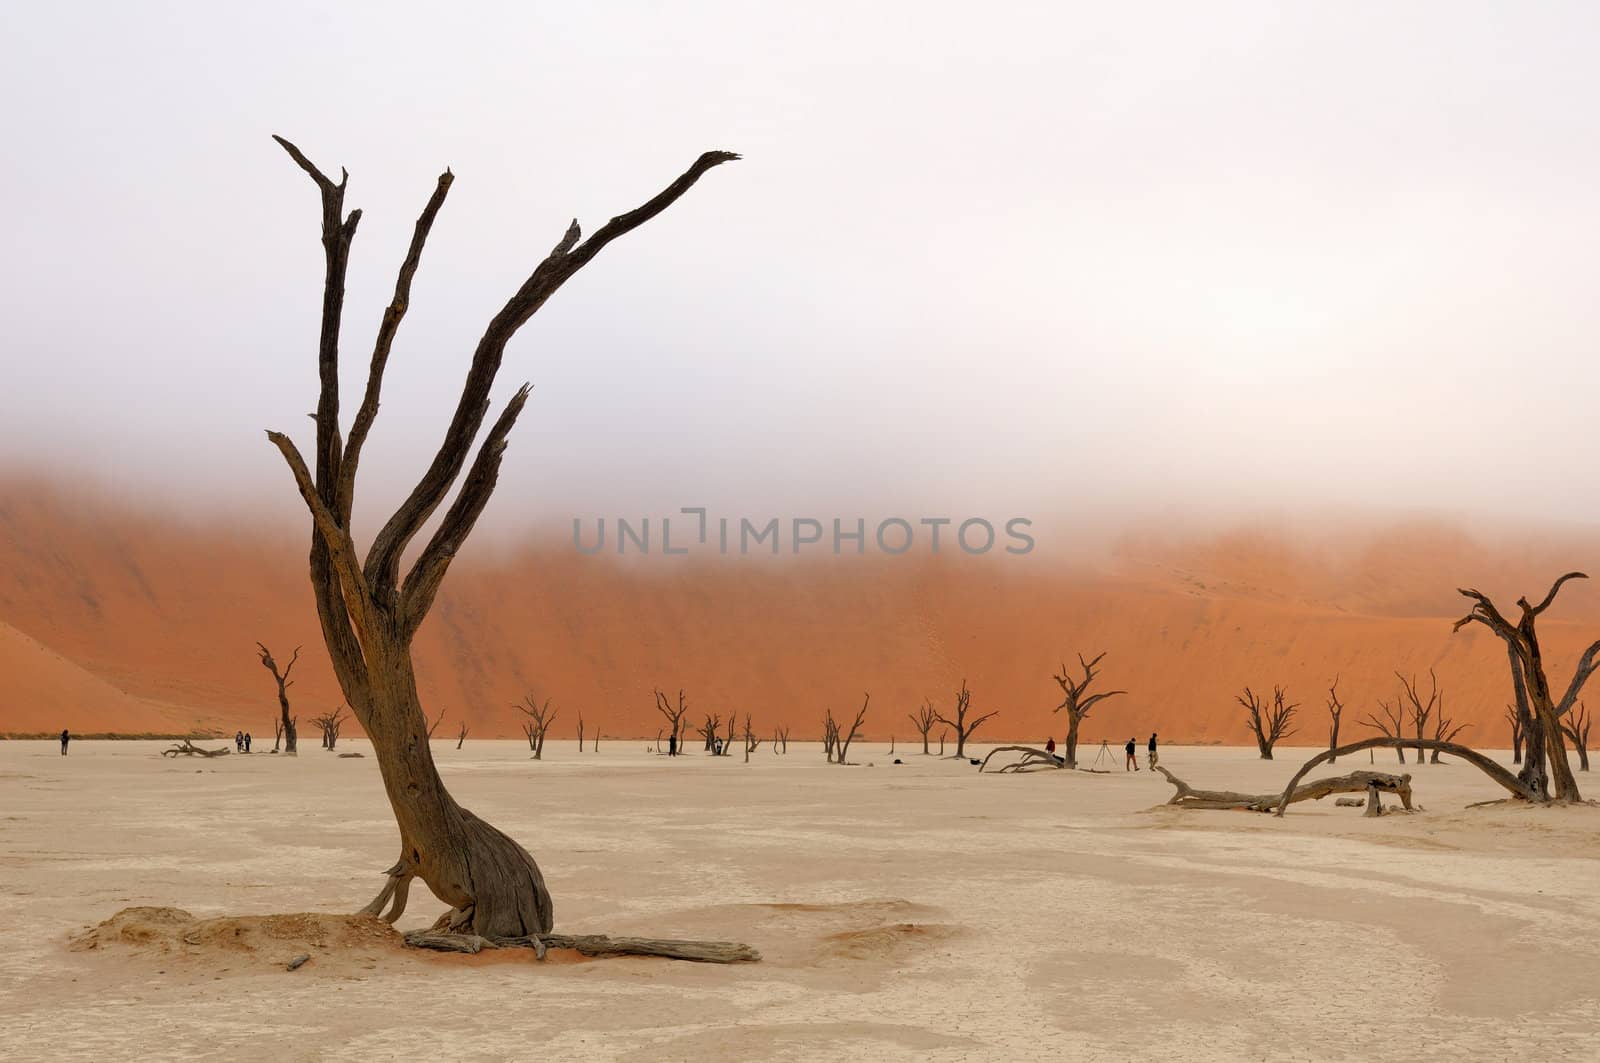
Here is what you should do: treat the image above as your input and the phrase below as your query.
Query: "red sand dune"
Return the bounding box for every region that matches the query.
[3,480,1598,747]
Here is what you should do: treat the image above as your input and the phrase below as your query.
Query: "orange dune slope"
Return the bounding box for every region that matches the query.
[3,481,1598,747]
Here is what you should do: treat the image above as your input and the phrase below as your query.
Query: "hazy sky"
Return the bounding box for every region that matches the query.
[3,1,1598,536]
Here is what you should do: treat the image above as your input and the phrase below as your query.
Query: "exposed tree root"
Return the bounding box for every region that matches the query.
[161,739,231,758]
[403,929,760,964]
[356,862,413,924]
[1154,765,1414,812]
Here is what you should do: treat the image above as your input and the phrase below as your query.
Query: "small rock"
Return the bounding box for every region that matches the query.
[287,953,310,971]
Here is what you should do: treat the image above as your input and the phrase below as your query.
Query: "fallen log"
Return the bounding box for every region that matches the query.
[1154,765,1413,813]
[161,739,231,758]
[403,929,759,964]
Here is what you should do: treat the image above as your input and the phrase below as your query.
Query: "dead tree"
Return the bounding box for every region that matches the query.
[1326,676,1344,764]
[1363,697,1408,764]
[517,697,558,760]
[162,738,231,758]
[833,694,869,765]
[1504,704,1524,763]
[772,726,789,754]
[1155,764,1413,813]
[1396,670,1439,766]
[1454,573,1598,802]
[314,705,350,750]
[456,721,469,750]
[576,714,585,752]
[654,688,689,756]
[1562,702,1592,772]
[908,700,937,755]
[1429,708,1470,764]
[1052,653,1125,769]
[935,680,998,759]
[743,715,760,762]
[979,745,1066,773]
[427,707,447,740]
[591,725,599,753]
[938,730,947,756]
[255,643,300,754]
[1273,737,1539,815]
[721,713,736,757]
[1239,685,1297,760]
[695,713,722,754]
[267,134,735,940]
[823,709,838,763]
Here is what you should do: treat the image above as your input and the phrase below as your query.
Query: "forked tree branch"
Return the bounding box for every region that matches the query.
[361,150,742,599]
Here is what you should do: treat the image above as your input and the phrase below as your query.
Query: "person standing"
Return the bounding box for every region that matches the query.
[235,730,244,753]
[1124,736,1138,771]
[1148,732,1159,769]
[60,729,70,756]
[243,732,252,753]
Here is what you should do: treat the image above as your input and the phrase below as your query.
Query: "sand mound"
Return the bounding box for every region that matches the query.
[818,921,961,962]
[69,907,403,968]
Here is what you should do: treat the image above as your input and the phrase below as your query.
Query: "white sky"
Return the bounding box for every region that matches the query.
[3,1,1598,535]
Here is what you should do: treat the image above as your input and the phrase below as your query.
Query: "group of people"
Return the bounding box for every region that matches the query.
[233,730,253,753]
[1041,732,1159,770]
[1125,733,1158,771]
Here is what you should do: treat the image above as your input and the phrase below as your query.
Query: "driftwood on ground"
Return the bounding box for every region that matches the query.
[404,929,759,963]
[1154,764,1413,812]
[162,739,231,758]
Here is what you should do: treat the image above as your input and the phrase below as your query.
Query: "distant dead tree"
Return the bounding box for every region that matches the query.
[935,680,998,759]
[1326,677,1344,764]
[456,721,469,750]
[517,696,558,760]
[1504,704,1523,763]
[1562,702,1592,772]
[823,709,838,762]
[1239,685,1297,760]
[832,694,869,765]
[695,712,722,754]
[1454,573,1598,802]
[654,688,689,756]
[576,713,585,752]
[314,705,350,749]
[938,730,947,756]
[591,725,600,753]
[909,700,937,755]
[1428,706,1470,764]
[772,726,789,754]
[266,133,736,942]
[1396,670,1439,766]
[427,707,447,740]
[1363,695,1408,764]
[721,713,736,757]
[1052,653,1125,769]
[743,715,761,762]
[255,643,300,754]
